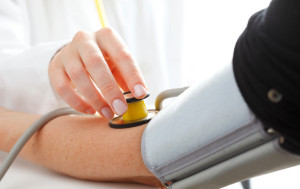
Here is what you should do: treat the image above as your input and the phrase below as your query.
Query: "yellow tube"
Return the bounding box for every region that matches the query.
[94,0,108,28]
[122,100,148,122]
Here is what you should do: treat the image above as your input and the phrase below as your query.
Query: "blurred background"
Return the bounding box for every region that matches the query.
[182,0,271,85]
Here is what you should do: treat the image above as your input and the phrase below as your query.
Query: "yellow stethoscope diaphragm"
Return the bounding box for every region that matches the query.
[108,92,158,128]
[93,2,158,128]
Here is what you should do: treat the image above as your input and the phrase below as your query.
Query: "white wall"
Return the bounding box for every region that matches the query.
[182,0,271,85]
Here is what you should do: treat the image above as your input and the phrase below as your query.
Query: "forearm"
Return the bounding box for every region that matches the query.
[0,108,161,187]
[0,108,39,152]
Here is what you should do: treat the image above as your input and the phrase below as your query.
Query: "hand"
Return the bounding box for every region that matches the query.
[49,28,147,119]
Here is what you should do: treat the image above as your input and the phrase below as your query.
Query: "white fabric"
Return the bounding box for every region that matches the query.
[0,0,184,114]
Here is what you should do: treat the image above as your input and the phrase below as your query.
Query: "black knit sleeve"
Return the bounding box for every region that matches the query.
[232,0,300,154]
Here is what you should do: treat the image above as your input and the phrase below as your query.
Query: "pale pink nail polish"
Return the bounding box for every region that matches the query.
[112,99,127,115]
[134,84,146,98]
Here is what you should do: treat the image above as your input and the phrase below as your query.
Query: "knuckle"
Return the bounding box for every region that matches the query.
[127,71,140,84]
[116,50,133,63]
[68,66,84,80]
[97,27,114,37]
[99,81,115,96]
[88,95,102,107]
[85,54,102,68]
[73,30,90,42]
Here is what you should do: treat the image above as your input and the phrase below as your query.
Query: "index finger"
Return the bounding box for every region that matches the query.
[95,28,148,99]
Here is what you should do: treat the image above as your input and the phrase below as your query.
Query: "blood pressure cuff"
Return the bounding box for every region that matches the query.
[141,65,300,188]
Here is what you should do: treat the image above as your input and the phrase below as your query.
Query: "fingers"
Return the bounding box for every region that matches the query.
[73,31,128,116]
[49,62,96,115]
[62,50,114,119]
[49,29,146,118]
[49,40,116,119]
[95,28,148,99]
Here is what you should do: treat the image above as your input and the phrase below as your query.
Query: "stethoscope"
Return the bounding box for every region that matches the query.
[93,0,158,127]
[94,0,173,128]
[0,0,189,181]
[94,0,108,28]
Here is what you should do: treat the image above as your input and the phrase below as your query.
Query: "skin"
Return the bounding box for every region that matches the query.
[0,107,163,188]
[49,28,148,118]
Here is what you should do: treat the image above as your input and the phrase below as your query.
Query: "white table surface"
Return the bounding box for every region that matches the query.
[0,152,157,189]
[1,151,300,189]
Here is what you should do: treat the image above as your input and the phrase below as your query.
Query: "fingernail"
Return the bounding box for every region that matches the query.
[112,99,127,115]
[101,107,114,119]
[86,108,96,115]
[134,84,146,98]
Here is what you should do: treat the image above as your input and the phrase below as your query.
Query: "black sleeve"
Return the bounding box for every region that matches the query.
[232,0,300,154]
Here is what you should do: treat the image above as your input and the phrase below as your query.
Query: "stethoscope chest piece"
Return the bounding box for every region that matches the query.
[108,92,158,128]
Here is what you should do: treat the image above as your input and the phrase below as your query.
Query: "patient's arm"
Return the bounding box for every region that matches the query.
[0,107,162,187]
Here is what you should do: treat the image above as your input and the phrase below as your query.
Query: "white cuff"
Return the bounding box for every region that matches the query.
[141,64,272,185]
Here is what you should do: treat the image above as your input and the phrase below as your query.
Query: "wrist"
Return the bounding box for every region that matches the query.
[0,108,10,151]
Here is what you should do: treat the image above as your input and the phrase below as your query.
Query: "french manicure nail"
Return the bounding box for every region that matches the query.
[112,99,127,115]
[101,107,114,119]
[134,84,146,98]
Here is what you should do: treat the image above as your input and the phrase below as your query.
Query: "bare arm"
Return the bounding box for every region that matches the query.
[0,107,162,187]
